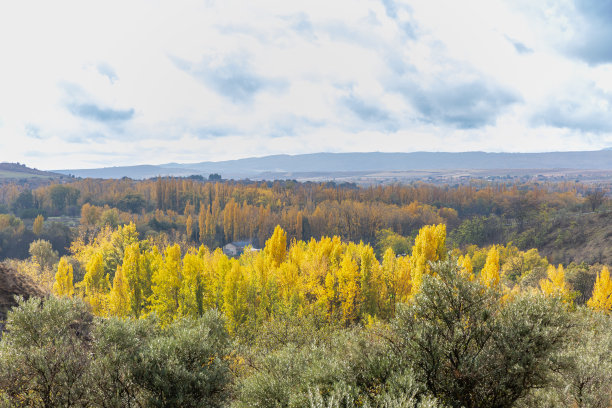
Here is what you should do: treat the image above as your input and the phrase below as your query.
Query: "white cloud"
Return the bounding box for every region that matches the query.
[0,0,610,170]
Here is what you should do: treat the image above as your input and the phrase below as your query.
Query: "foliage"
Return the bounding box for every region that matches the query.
[587,266,612,312]
[0,296,93,407]
[0,297,232,408]
[53,257,74,297]
[390,259,573,408]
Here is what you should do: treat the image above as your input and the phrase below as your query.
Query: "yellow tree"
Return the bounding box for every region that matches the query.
[337,252,360,325]
[180,252,207,317]
[222,261,249,334]
[150,244,183,325]
[458,254,474,281]
[480,246,500,288]
[186,214,193,242]
[121,243,144,316]
[53,257,74,298]
[198,205,206,243]
[410,224,446,295]
[359,244,379,318]
[264,225,287,268]
[32,214,44,235]
[381,248,398,316]
[587,266,612,313]
[109,265,131,317]
[540,264,572,303]
[82,252,110,315]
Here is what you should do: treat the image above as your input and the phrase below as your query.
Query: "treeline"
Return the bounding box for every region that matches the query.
[2,177,608,263]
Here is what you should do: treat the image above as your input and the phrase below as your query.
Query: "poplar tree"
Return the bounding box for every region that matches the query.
[82,252,110,315]
[410,224,446,295]
[109,266,130,317]
[540,264,572,303]
[32,214,44,235]
[337,252,359,324]
[264,225,287,268]
[587,266,612,313]
[53,257,74,298]
[150,244,183,325]
[480,246,500,288]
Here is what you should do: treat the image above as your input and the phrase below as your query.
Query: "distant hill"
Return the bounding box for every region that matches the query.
[0,163,65,180]
[54,150,612,180]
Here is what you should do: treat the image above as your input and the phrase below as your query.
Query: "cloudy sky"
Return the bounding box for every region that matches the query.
[1,0,612,169]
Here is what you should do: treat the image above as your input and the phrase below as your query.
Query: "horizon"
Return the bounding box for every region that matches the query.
[1,1,612,169]
[45,148,612,172]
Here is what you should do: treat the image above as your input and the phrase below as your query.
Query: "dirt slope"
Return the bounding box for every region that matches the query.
[0,264,45,329]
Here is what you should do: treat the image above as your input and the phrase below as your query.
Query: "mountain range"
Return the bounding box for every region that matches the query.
[54,150,612,180]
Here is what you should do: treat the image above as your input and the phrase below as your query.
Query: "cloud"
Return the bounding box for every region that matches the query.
[59,81,134,123]
[567,0,612,64]
[96,62,118,83]
[171,55,287,103]
[282,13,316,39]
[67,102,134,122]
[267,115,324,138]
[380,0,415,38]
[398,79,519,129]
[342,94,398,131]
[25,123,42,139]
[505,35,533,54]
[531,85,612,132]
[193,125,237,139]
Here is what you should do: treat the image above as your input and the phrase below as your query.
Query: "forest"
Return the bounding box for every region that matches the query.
[0,177,610,407]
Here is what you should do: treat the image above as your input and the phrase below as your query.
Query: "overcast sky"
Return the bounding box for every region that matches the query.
[1,0,611,169]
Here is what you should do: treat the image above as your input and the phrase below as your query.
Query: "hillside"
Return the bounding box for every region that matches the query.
[0,163,66,180]
[55,150,612,180]
[0,264,44,328]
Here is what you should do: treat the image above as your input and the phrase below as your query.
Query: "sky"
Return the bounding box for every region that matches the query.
[1,0,612,170]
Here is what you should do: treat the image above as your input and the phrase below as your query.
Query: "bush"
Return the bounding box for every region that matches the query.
[0,296,93,407]
[390,259,573,408]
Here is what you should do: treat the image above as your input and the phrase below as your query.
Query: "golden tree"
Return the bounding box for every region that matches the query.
[540,264,572,303]
[109,265,130,317]
[53,257,74,298]
[587,266,612,313]
[264,225,287,268]
[410,224,446,295]
[480,246,500,288]
[458,254,474,281]
[32,214,44,235]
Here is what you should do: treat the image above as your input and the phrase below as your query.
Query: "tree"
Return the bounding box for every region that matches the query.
[186,214,194,241]
[390,258,572,408]
[150,244,183,325]
[587,266,612,313]
[32,214,44,235]
[132,312,232,408]
[457,254,474,281]
[337,252,360,325]
[53,257,74,297]
[480,246,500,288]
[265,225,287,268]
[109,265,131,317]
[82,252,110,315]
[540,264,572,304]
[410,224,446,295]
[29,239,58,270]
[0,297,93,407]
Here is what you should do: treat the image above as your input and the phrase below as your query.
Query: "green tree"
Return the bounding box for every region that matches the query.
[132,313,232,408]
[390,258,573,408]
[0,296,92,407]
[29,239,58,270]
